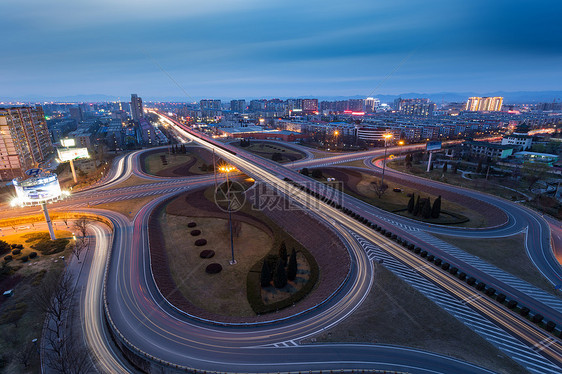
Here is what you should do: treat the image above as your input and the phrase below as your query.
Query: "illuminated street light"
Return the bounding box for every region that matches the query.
[381,134,393,188]
[218,164,237,265]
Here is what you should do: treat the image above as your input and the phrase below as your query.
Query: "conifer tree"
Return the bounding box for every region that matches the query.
[422,197,432,219]
[407,194,415,213]
[279,242,287,266]
[413,195,421,216]
[287,249,298,281]
[431,195,442,219]
[273,258,287,288]
[260,259,272,287]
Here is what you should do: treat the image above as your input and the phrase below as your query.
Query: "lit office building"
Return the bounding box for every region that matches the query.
[130,94,144,122]
[301,99,318,114]
[230,99,246,113]
[200,99,222,117]
[465,97,503,112]
[0,106,54,180]
[396,98,435,116]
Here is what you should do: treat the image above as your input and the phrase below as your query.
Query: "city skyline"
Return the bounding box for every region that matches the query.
[2,0,561,100]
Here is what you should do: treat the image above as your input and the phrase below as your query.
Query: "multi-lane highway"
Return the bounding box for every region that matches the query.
[3,112,561,373]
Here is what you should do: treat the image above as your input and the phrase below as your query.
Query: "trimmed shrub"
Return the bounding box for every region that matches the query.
[16,244,23,249]
[385,232,392,238]
[205,263,222,274]
[408,244,415,250]
[485,287,496,296]
[496,294,506,303]
[414,247,421,254]
[20,255,29,263]
[12,249,21,256]
[532,314,544,324]
[520,307,530,317]
[449,267,458,275]
[391,234,397,240]
[29,252,38,259]
[546,321,556,332]
[414,246,422,252]
[427,255,435,262]
[507,300,518,309]
[194,239,207,246]
[199,250,215,259]
[190,230,201,236]
[380,229,386,235]
[467,277,476,286]
[441,263,450,271]
[187,222,197,228]
[31,238,69,255]
[458,272,467,280]
[434,258,442,266]
[476,282,486,291]
[420,251,428,258]
[3,255,12,262]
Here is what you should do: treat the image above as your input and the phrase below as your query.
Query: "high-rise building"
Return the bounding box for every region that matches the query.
[0,106,54,180]
[397,98,435,116]
[465,97,503,112]
[365,97,380,113]
[301,99,318,114]
[230,99,246,113]
[69,106,83,122]
[130,94,144,122]
[200,99,222,117]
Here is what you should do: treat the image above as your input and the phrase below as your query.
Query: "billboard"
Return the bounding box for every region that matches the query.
[57,147,89,162]
[60,138,76,147]
[13,174,62,205]
[426,141,442,151]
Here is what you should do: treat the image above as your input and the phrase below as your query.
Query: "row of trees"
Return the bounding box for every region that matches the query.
[300,168,323,179]
[260,242,298,289]
[170,144,189,154]
[239,139,252,147]
[407,194,442,219]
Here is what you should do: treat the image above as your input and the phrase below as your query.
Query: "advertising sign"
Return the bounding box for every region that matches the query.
[426,141,442,151]
[57,147,89,162]
[13,174,62,204]
[61,138,76,147]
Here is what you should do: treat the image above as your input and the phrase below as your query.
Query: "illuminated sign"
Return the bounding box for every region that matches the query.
[25,168,43,177]
[61,138,76,147]
[426,141,442,151]
[57,147,89,162]
[13,174,62,205]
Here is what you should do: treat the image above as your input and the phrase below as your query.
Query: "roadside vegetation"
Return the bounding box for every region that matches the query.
[433,233,561,297]
[302,167,487,227]
[236,140,306,163]
[0,230,73,373]
[310,262,528,374]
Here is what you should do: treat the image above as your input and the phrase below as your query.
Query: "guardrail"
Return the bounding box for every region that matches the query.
[282,175,561,339]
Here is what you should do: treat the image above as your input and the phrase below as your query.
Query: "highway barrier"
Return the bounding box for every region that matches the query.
[281,176,562,340]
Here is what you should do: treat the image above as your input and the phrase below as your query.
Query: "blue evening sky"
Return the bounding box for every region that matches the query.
[1,0,561,100]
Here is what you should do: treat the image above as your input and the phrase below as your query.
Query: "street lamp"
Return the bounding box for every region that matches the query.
[381,133,393,188]
[218,164,237,265]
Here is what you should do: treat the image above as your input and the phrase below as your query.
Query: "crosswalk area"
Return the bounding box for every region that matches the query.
[354,232,562,374]
[414,231,562,313]
[61,186,190,210]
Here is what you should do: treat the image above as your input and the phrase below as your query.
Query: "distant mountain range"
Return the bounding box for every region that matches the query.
[2,91,561,104]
